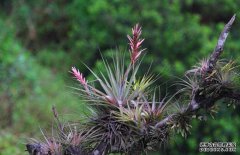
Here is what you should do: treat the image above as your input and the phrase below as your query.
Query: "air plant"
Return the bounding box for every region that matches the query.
[26,129,63,155]
[186,58,209,77]
[212,60,239,88]
[27,15,240,155]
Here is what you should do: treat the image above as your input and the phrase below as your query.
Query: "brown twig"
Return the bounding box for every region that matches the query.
[206,14,236,73]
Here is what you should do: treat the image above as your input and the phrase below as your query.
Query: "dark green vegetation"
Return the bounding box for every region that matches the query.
[0,0,240,154]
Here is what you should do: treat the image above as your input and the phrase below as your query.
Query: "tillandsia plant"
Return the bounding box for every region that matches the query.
[26,15,240,155]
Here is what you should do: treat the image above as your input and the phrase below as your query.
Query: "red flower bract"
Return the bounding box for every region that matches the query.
[71,67,88,90]
[127,24,145,64]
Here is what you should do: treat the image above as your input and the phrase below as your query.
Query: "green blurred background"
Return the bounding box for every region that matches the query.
[0,0,240,154]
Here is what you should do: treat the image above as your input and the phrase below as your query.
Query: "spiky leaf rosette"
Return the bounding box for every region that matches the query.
[65,24,168,153]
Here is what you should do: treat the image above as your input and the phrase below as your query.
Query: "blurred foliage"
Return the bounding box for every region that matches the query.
[0,131,23,155]
[0,10,87,154]
[0,0,240,154]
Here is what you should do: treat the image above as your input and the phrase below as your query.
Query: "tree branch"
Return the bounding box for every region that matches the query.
[207,14,236,73]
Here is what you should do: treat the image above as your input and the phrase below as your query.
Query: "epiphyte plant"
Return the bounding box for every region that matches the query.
[26,15,240,155]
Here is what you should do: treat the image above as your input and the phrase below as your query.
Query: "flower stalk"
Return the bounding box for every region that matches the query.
[71,67,89,92]
[127,23,145,65]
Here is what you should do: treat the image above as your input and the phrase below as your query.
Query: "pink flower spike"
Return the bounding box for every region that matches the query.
[71,67,88,91]
[127,24,145,64]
